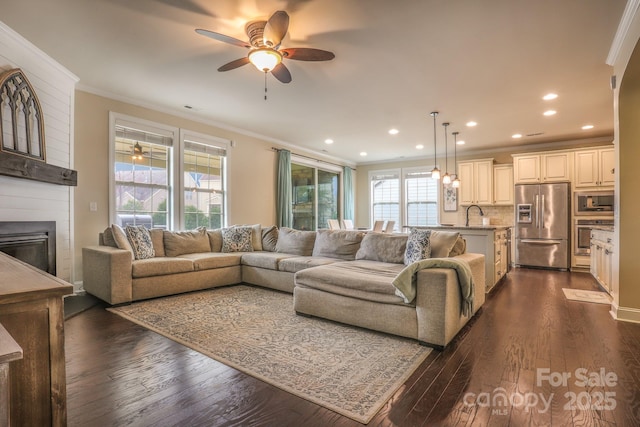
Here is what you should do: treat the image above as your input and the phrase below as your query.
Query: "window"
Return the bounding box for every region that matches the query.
[404,169,438,226]
[110,113,228,230]
[291,159,341,231]
[369,168,439,230]
[370,169,401,229]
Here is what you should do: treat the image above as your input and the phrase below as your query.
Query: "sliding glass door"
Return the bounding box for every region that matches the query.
[291,162,340,231]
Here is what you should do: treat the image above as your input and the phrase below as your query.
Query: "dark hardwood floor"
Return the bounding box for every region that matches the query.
[64,269,640,426]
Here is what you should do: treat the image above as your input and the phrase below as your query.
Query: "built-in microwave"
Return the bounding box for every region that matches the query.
[574,191,614,216]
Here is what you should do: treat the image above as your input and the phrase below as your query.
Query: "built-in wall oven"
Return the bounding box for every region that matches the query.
[574,218,614,256]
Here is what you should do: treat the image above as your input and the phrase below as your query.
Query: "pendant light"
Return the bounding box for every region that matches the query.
[430,111,440,180]
[441,122,451,184]
[452,131,461,188]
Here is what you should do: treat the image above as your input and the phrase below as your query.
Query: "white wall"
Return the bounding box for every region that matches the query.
[0,22,78,284]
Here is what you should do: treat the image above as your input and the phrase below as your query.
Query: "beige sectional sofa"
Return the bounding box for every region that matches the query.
[82,226,485,348]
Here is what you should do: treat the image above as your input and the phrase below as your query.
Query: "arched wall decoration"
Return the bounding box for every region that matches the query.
[0,68,46,161]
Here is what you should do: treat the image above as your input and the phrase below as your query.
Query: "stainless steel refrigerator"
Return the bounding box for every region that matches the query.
[515,182,570,270]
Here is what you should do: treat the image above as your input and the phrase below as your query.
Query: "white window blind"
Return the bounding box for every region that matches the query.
[405,171,438,226]
[370,170,400,228]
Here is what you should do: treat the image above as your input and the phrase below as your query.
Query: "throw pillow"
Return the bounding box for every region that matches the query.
[312,229,365,260]
[261,226,278,252]
[275,227,316,256]
[355,232,408,264]
[101,227,117,247]
[404,228,432,265]
[125,225,155,260]
[111,224,135,260]
[163,227,211,257]
[221,226,254,252]
[430,230,461,258]
[207,229,223,252]
[448,236,467,257]
[149,228,165,257]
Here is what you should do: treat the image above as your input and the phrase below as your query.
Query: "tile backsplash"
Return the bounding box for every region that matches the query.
[456,205,515,227]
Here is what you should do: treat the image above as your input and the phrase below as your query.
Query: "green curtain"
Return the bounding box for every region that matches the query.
[343,166,354,220]
[276,149,293,228]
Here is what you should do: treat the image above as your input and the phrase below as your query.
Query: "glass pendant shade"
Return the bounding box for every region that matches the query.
[442,173,451,184]
[452,176,460,188]
[431,167,441,180]
[249,48,282,72]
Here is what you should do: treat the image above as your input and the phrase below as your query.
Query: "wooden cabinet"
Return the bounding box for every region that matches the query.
[590,229,614,293]
[0,252,73,426]
[493,164,514,205]
[574,147,615,188]
[494,229,509,285]
[458,159,493,205]
[454,227,509,292]
[513,152,572,183]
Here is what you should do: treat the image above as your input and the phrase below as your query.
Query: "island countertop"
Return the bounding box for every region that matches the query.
[404,224,512,231]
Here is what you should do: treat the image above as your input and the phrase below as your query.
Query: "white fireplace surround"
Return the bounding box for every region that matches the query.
[0,21,78,287]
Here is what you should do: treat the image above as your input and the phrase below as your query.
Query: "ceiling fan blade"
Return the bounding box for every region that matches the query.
[280,48,335,61]
[263,11,289,47]
[217,57,250,72]
[271,63,292,83]
[195,29,251,49]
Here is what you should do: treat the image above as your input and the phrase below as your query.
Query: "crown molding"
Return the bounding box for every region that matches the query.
[607,0,640,66]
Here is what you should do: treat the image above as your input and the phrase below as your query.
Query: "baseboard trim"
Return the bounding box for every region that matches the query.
[610,301,640,323]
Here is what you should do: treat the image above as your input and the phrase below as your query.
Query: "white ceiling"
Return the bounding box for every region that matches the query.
[0,0,626,164]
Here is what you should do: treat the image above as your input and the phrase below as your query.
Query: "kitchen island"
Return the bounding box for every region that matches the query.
[411,225,511,292]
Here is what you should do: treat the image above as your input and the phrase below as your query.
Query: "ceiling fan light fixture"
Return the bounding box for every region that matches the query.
[248,48,282,72]
[132,142,144,160]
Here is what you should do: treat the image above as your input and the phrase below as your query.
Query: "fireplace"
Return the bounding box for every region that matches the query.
[0,221,56,275]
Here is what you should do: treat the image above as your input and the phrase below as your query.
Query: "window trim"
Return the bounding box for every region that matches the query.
[109,112,229,231]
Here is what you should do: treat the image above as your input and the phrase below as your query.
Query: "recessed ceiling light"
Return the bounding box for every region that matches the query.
[388,128,399,135]
[416,144,424,149]
[582,125,594,130]
[466,121,477,127]
[360,151,367,156]
[543,110,557,116]
[457,140,465,145]
[512,133,523,139]
[324,138,334,144]
[543,93,558,100]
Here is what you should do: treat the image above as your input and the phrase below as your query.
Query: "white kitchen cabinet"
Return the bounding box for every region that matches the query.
[493,164,514,205]
[513,152,572,183]
[590,229,613,293]
[494,229,509,285]
[457,159,493,205]
[574,147,615,188]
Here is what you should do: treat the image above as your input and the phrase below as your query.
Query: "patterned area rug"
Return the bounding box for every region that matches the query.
[108,285,431,424]
[562,288,612,304]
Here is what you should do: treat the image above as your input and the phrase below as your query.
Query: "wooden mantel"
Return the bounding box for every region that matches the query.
[0,152,77,186]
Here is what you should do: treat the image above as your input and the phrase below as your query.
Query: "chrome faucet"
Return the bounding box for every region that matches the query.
[465,204,484,226]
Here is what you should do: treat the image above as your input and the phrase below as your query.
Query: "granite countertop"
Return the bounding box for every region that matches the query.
[407,225,512,231]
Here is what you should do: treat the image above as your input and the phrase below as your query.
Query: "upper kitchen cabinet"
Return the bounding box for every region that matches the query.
[574,147,615,188]
[458,159,493,205]
[493,164,514,205]
[513,152,572,184]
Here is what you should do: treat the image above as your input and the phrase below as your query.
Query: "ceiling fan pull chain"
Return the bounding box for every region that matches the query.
[264,71,268,100]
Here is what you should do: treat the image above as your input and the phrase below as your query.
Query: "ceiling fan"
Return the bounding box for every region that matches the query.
[195,10,335,84]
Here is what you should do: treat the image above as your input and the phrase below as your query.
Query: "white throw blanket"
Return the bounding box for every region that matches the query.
[392,258,475,316]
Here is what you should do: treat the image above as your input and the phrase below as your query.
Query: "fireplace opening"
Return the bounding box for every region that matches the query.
[0,221,56,275]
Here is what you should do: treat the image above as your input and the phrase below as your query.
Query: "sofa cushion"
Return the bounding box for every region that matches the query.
[404,229,432,265]
[311,229,365,261]
[241,252,296,270]
[448,236,467,257]
[102,227,118,247]
[125,225,155,260]
[164,227,211,257]
[275,227,316,256]
[131,257,194,278]
[294,260,407,305]
[149,229,165,257]
[261,226,278,252]
[278,256,340,273]
[222,227,254,252]
[111,224,135,260]
[356,233,407,264]
[430,230,461,258]
[176,252,243,270]
[208,229,223,252]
